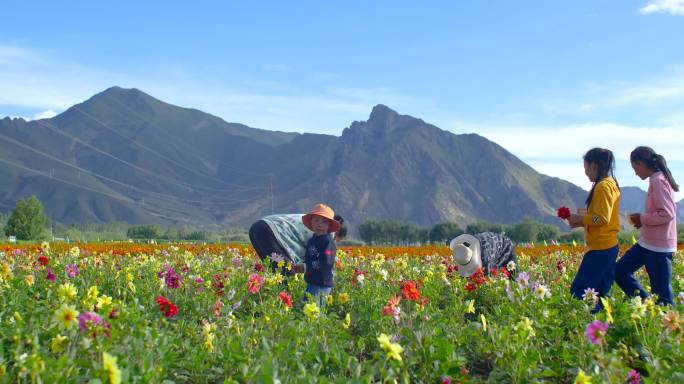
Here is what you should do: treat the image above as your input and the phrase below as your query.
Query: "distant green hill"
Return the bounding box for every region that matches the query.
[1,87,679,231]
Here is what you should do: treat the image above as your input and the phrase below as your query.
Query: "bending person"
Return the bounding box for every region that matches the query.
[249,210,347,274]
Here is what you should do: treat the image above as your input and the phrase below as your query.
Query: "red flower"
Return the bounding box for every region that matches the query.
[464,282,478,292]
[501,267,510,278]
[38,255,49,266]
[278,291,293,308]
[248,273,264,294]
[400,281,422,302]
[156,296,179,318]
[557,206,571,219]
[254,263,264,272]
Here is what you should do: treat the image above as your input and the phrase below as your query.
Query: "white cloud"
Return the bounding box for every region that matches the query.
[32,109,57,120]
[0,44,416,134]
[449,120,684,199]
[640,0,684,15]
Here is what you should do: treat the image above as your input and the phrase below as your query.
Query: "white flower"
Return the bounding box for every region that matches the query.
[69,247,80,257]
[678,292,684,304]
[356,274,365,285]
[533,284,551,300]
[379,269,389,281]
[506,260,517,271]
[582,288,599,304]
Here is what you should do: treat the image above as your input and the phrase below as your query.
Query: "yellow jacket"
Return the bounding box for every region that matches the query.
[582,177,620,250]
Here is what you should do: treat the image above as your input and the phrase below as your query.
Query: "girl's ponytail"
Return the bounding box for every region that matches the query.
[654,154,680,192]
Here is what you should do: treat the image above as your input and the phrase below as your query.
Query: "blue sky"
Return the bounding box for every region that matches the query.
[1,0,684,194]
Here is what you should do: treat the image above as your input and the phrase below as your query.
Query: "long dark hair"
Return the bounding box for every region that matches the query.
[584,148,619,206]
[630,146,679,192]
[334,215,348,239]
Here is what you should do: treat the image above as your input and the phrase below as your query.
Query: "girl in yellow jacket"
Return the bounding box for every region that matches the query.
[567,148,621,313]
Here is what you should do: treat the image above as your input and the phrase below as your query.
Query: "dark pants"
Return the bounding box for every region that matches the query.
[570,245,618,312]
[249,220,294,275]
[615,243,674,306]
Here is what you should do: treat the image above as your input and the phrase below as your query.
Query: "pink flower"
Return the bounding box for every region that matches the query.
[78,311,102,332]
[213,299,224,318]
[585,320,609,344]
[46,267,56,282]
[65,264,79,278]
[248,273,264,294]
[627,370,641,384]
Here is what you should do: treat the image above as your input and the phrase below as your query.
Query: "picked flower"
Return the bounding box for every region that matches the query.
[377,333,404,363]
[557,206,571,219]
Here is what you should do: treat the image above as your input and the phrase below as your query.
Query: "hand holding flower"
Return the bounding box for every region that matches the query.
[567,213,584,228]
[629,213,642,229]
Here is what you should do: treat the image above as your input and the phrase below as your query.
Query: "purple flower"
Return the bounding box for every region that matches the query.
[78,311,102,332]
[516,272,529,288]
[441,376,452,384]
[163,268,182,289]
[46,267,56,282]
[627,370,641,384]
[585,320,609,344]
[65,264,80,278]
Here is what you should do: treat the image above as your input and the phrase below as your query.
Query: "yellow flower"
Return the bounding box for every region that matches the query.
[277,260,285,269]
[97,295,113,309]
[337,292,350,304]
[480,314,488,332]
[202,321,217,352]
[58,282,78,302]
[342,313,351,329]
[326,295,334,306]
[574,369,592,384]
[102,352,122,384]
[13,311,22,322]
[514,317,535,339]
[303,303,320,321]
[662,310,682,335]
[41,241,50,253]
[24,274,35,286]
[377,333,404,363]
[84,285,99,306]
[54,304,79,330]
[397,258,407,270]
[630,297,646,321]
[69,246,80,258]
[465,300,475,314]
[0,261,13,281]
[600,298,613,323]
[50,334,68,353]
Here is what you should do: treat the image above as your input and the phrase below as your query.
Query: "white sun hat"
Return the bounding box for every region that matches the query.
[449,234,482,277]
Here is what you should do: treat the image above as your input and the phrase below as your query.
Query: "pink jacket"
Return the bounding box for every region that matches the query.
[640,172,678,251]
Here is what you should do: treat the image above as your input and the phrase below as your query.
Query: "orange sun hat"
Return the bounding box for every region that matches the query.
[302,203,340,233]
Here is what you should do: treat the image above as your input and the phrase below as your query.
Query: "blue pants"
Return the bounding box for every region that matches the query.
[570,246,618,312]
[615,243,674,306]
[304,283,331,307]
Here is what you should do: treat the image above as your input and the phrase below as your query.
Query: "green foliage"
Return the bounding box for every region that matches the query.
[465,221,506,235]
[507,219,540,243]
[4,195,48,240]
[428,222,464,244]
[359,220,428,245]
[127,225,162,239]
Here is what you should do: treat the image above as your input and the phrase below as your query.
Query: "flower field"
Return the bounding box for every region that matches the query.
[0,242,682,383]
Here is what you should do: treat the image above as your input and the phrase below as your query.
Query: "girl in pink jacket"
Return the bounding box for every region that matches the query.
[615,147,679,305]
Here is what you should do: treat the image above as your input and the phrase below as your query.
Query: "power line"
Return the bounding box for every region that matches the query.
[0,131,263,205]
[70,104,266,189]
[32,119,265,195]
[101,93,275,179]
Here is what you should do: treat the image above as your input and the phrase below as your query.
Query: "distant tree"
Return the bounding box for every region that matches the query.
[508,219,540,243]
[466,221,507,235]
[127,225,161,239]
[5,196,48,240]
[429,222,464,244]
[536,223,560,242]
[558,230,584,244]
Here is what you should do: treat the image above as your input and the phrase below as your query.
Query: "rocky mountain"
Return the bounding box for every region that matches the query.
[2,86,659,232]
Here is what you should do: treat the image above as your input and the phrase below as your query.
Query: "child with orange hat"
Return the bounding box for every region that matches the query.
[301,203,340,305]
